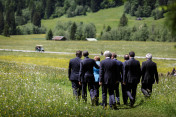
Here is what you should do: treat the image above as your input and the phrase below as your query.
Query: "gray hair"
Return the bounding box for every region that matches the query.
[146,53,152,59]
[104,51,112,57]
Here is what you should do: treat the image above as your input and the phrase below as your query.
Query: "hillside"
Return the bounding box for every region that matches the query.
[42,6,165,35]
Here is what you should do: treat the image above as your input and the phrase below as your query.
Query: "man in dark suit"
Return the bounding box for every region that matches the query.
[79,51,99,105]
[111,53,123,105]
[122,54,129,105]
[123,51,141,107]
[68,50,82,100]
[99,51,120,109]
[141,53,159,97]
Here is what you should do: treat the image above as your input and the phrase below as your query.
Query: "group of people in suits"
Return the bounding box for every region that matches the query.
[68,50,159,110]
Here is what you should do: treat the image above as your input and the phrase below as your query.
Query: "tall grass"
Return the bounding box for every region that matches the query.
[0,60,176,117]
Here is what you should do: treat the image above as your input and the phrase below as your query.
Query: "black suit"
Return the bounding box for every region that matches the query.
[79,57,99,102]
[99,58,121,107]
[141,59,158,96]
[68,57,82,99]
[123,57,141,105]
[122,61,128,104]
[113,59,123,104]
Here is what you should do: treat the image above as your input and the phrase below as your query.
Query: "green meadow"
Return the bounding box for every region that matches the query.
[0,34,176,116]
[42,6,165,35]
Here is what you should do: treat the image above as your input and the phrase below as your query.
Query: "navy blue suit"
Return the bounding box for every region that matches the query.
[68,57,82,99]
[123,57,141,105]
[113,59,123,104]
[79,57,99,102]
[141,59,158,96]
[121,61,128,104]
[99,58,121,107]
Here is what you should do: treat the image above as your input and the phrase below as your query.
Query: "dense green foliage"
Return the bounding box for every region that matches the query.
[124,0,167,19]
[100,23,174,42]
[46,29,53,40]
[53,21,96,40]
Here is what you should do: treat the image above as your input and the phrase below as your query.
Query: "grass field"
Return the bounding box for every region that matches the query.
[0,34,176,116]
[0,35,175,59]
[0,50,176,116]
[42,6,165,35]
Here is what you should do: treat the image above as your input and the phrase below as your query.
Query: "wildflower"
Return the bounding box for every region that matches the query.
[64,102,67,105]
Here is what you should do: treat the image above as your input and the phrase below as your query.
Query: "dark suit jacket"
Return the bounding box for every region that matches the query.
[68,57,82,81]
[113,59,123,82]
[141,59,158,84]
[99,58,120,85]
[79,57,99,82]
[123,58,141,84]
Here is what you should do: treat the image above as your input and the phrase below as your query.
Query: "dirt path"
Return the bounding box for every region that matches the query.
[0,49,176,61]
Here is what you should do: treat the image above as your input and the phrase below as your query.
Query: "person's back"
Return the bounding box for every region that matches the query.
[69,57,82,80]
[125,57,141,84]
[100,58,120,84]
[141,53,159,97]
[93,61,100,82]
[142,60,158,84]
[80,56,99,82]
[68,50,82,100]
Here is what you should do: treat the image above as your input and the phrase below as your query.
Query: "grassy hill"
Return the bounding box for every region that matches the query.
[42,6,165,35]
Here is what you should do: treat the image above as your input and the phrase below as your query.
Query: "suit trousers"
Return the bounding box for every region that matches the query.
[71,80,81,99]
[114,82,120,103]
[141,83,153,96]
[93,82,100,105]
[82,82,94,102]
[121,83,128,104]
[126,83,137,102]
[102,84,116,107]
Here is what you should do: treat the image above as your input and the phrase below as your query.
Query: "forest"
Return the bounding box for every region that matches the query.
[0,0,175,42]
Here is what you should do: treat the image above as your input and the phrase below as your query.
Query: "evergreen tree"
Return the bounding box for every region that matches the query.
[119,13,128,27]
[33,12,41,27]
[70,22,77,40]
[106,25,111,32]
[91,0,98,12]
[6,3,16,35]
[135,5,143,17]
[3,22,10,37]
[46,29,53,40]
[45,0,53,19]
[0,10,4,34]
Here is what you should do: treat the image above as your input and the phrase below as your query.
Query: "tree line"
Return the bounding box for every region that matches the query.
[46,21,96,40]
[124,0,169,20]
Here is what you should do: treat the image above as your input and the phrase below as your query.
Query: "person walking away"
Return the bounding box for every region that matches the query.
[93,56,100,106]
[99,51,121,110]
[141,53,159,97]
[68,50,82,100]
[122,54,129,105]
[123,51,141,107]
[111,53,123,105]
[79,51,99,105]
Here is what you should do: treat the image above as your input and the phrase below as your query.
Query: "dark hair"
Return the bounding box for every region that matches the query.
[76,50,82,57]
[129,51,135,57]
[124,54,129,60]
[112,53,117,58]
[83,51,89,57]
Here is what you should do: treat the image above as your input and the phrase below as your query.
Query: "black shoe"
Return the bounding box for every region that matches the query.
[110,104,119,110]
[130,99,135,107]
[117,102,120,105]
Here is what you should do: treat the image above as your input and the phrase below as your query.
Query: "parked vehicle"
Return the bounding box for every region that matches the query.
[35,45,44,52]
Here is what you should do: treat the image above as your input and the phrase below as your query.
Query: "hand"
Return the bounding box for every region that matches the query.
[99,82,102,86]
[79,82,82,85]
[123,82,126,85]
